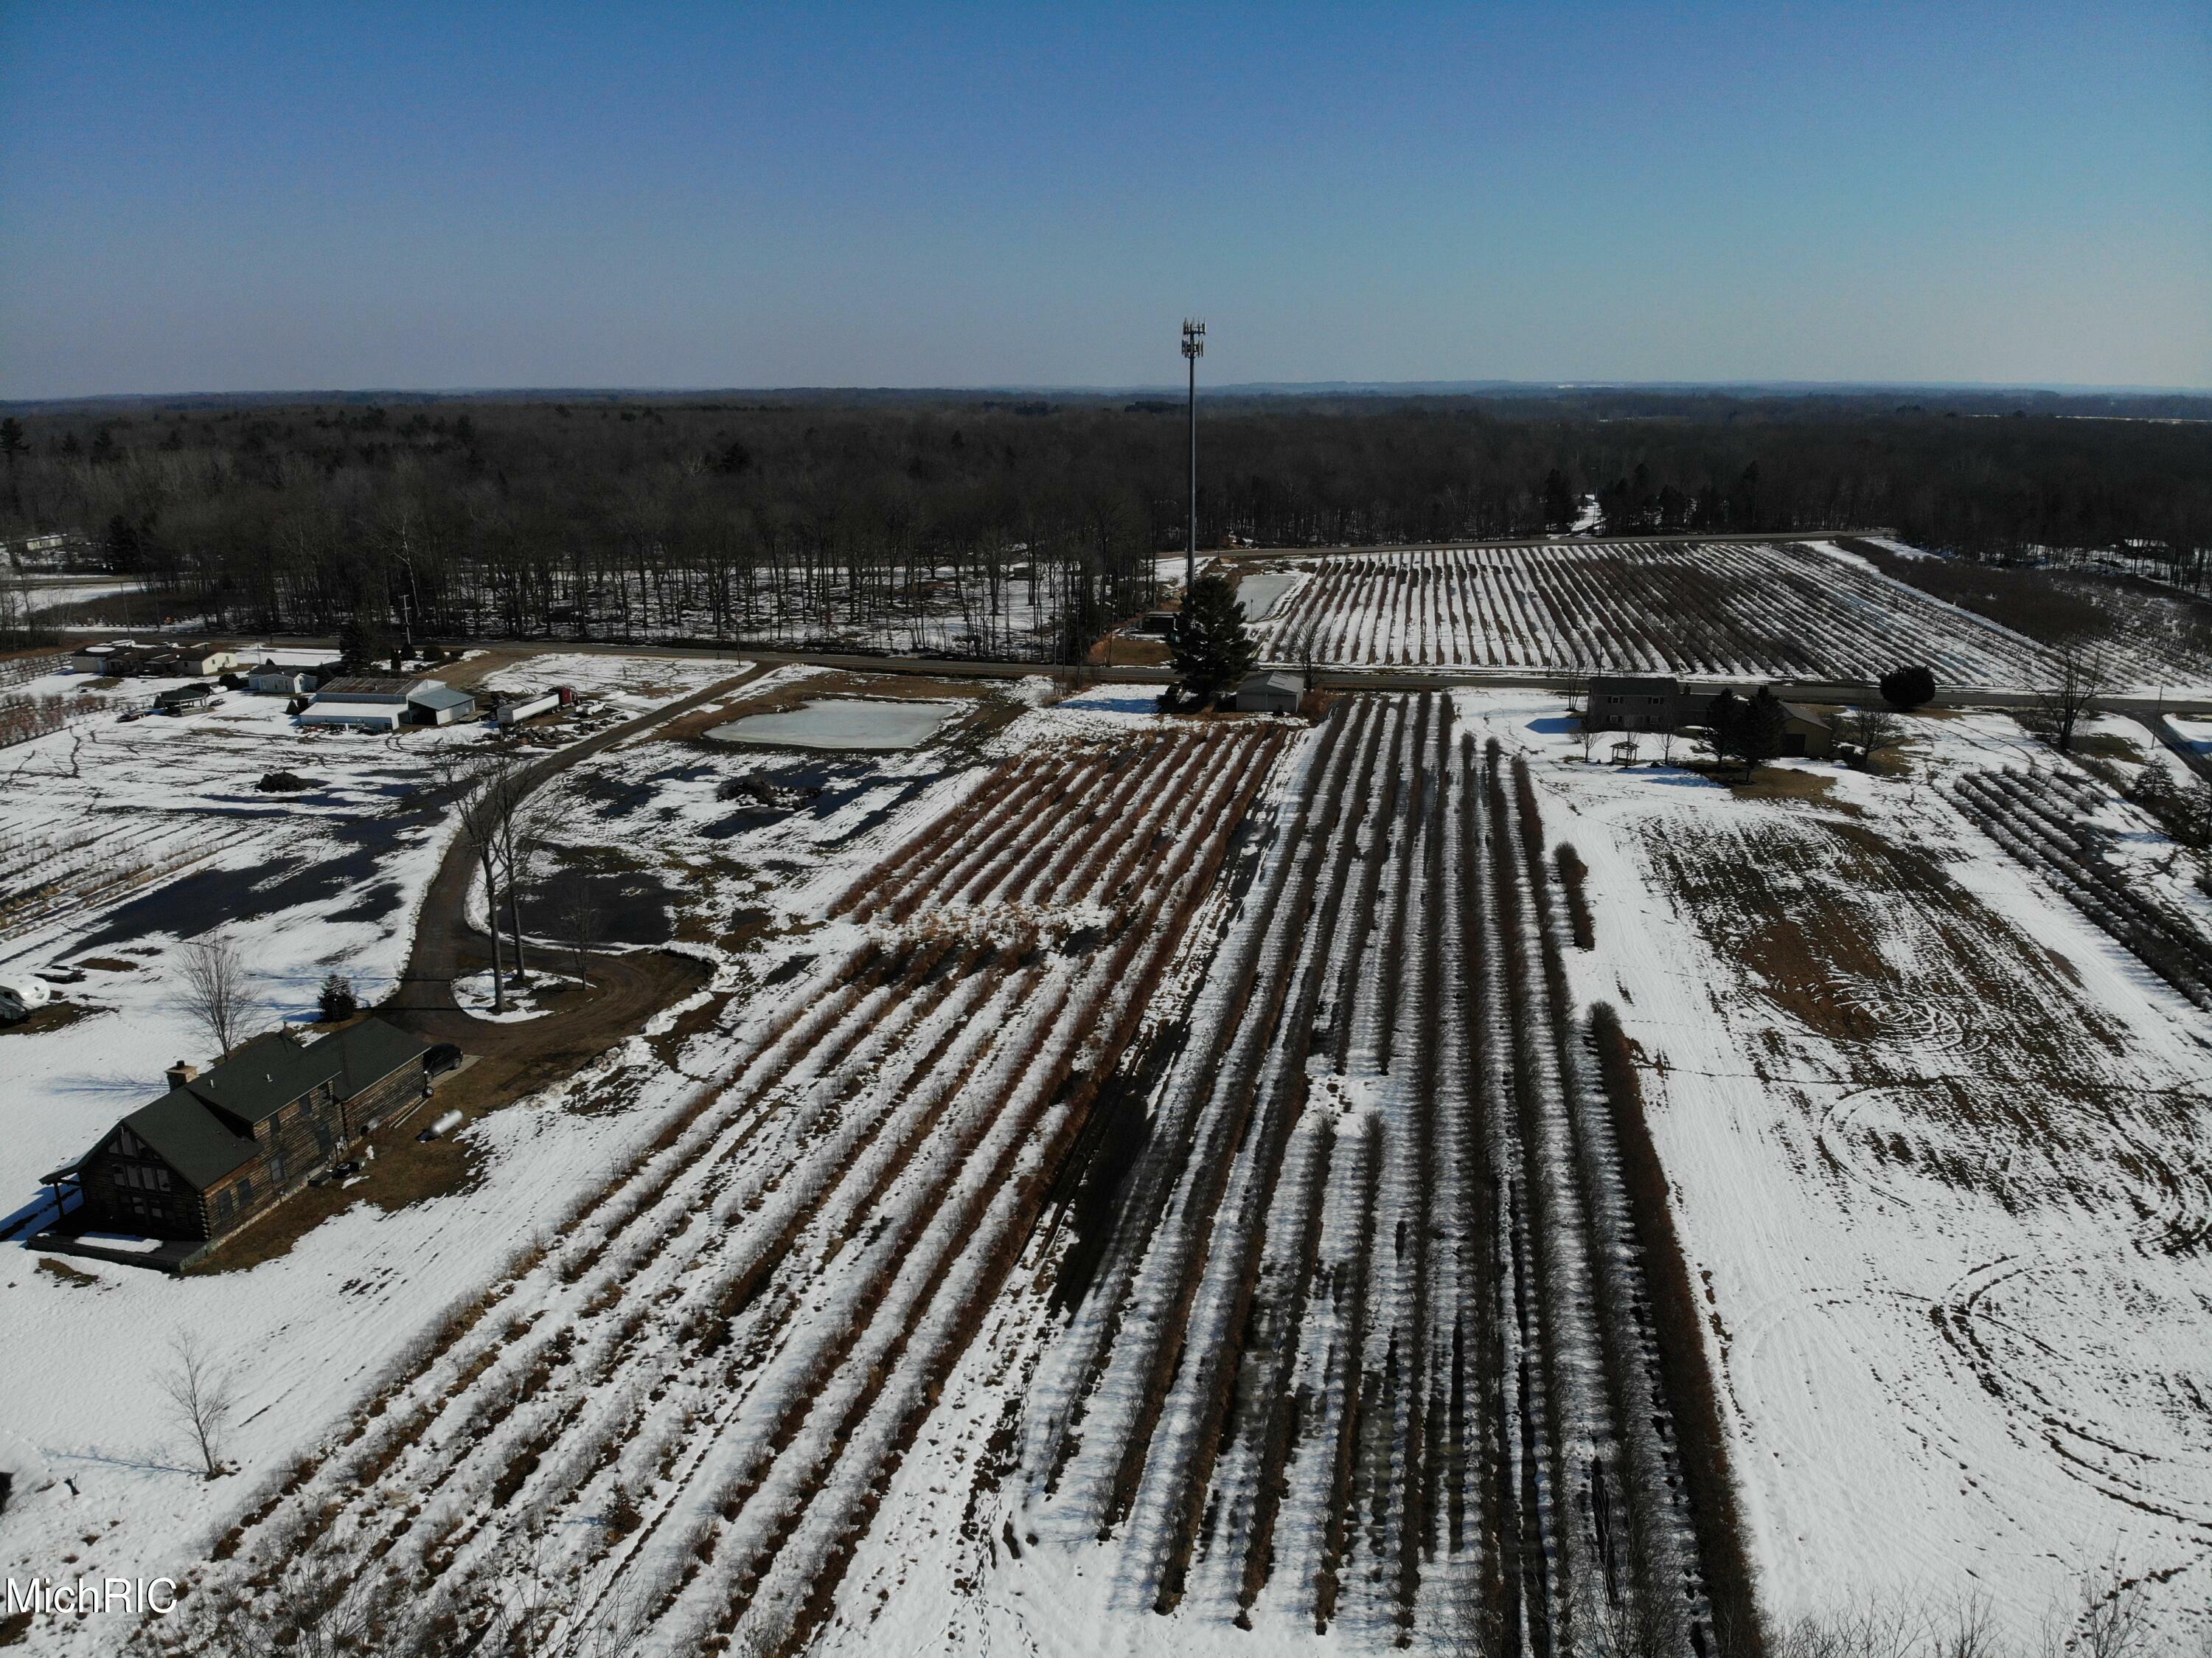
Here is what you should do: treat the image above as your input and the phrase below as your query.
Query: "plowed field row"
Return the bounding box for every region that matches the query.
[198,724,1289,1657]
[1021,696,1717,1653]
[1254,541,2058,686]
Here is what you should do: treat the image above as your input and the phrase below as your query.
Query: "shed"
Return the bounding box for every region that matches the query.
[1778,702,1836,759]
[1233,670,1304,714]
[407,684,478,726]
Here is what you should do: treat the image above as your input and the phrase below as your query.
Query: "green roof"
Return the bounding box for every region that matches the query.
[122,1088,259,1190]
[91,1019,434,1196]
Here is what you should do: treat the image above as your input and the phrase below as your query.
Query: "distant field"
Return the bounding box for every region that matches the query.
[1248,539,2212,691]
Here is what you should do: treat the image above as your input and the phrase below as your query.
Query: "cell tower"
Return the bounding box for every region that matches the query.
[1182,318,1205,594]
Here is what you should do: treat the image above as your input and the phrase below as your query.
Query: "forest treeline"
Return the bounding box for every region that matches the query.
[1,390,2206,658]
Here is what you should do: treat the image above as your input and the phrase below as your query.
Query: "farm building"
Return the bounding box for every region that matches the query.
[302,675,434,731]
[408,684,479,725]
[67,641,126,673]
[1777,701,1836,758]
[1232,670,1304,713]
[41,1019,434,1244]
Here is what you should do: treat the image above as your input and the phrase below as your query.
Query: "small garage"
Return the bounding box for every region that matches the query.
[1233,670,1304,714]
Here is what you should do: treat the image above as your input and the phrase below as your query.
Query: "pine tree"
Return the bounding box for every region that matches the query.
[1169,572,1259,707]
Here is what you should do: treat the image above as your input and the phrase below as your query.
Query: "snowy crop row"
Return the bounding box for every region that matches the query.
[184,723,1290,1657]
[1251,541,2086,688]
[1016,696,1714,1654]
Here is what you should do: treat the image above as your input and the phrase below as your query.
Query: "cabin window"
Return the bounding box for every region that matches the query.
[215,1188,234,1224]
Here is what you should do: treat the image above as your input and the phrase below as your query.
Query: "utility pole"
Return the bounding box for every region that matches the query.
[1182,318,1205,596]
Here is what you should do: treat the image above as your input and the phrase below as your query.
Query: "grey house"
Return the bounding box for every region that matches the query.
[1587,676,1686,732]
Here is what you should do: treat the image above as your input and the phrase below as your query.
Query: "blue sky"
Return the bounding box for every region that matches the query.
[1,2,2205,396]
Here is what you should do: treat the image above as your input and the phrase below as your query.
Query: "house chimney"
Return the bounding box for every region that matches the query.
[166,1061,198,1090]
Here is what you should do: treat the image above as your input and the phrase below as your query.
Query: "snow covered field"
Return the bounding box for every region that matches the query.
[0,653,760,1650]
[1251,540,2212,693]
[1469,696,2212,1647]
[10,661,2210,1654]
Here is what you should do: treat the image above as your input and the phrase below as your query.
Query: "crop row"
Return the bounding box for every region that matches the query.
[1018,698,1728,1652]
[187,724,1288,1657]
[1253,541,2054,685]
[1947,766,2212,1010]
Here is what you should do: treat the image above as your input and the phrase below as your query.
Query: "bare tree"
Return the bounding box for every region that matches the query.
[2031,645,2110,753]
[176,931,253,1058]
[158,1329,235,1479]
[558,871,602,990]
[436,749,526,1011]
[1837,706,1910,771]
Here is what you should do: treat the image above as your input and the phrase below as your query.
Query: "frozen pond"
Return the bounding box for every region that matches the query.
[706,697,959,752]
[1235,570,1302,620]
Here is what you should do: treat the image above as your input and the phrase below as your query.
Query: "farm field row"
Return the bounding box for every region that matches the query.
[178,722,1291,1655]
[13,674,2212,1657]
[1245,541,2212,691]
[1012,693,1715,1652]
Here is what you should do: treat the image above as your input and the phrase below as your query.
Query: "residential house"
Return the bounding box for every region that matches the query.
[246,662,316,696]
[1587,676,1686,733]
[43,1019,434,1244]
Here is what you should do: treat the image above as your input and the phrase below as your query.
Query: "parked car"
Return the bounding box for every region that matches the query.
[0,979,54,1024]
[425,1042,464,1078]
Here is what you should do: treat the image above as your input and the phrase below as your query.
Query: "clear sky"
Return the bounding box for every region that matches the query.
[1,1,2206,398]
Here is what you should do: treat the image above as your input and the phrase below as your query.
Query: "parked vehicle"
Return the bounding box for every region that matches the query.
[425,1042,464,1078]
[0,979,54,1024]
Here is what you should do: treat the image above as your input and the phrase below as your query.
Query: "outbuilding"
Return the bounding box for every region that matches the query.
[1778,702,1837,759]
[1232,670,1305,714]
[407,684,478,726]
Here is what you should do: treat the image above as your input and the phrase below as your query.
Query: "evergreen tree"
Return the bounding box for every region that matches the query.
[1169,572,1259,706]
[1879,665,1936,710]
[1739,686,1789,776]
[1542,468,1576,530]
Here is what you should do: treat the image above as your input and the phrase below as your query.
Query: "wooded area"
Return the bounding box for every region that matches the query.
[3,389,2206,660]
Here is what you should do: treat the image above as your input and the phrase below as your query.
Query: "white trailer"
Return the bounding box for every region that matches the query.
[495,691,560,727]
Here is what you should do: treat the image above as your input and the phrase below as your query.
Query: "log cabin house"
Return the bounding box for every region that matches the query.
[42,1019,433,1244]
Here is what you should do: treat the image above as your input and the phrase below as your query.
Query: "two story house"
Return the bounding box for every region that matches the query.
[46,1019,432,1244]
